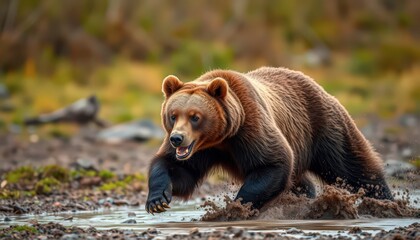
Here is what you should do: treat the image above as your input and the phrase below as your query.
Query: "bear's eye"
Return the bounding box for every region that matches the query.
[170,115,176,121]
[190,115,200,123]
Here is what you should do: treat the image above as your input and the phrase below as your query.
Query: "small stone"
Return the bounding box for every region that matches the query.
[113,200,129,206]
[122,219,136,224]
[4,217,11,222]
[286,227,303,234]
[1,180,7,188]
[348,226,362,234]
[265,232,276,238]
[127,212,136,217]
[60,234,79,240]
[189,227,199,235]
[147,227,158,234]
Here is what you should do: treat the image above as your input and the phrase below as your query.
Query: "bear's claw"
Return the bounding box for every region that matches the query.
[145,189,172,214]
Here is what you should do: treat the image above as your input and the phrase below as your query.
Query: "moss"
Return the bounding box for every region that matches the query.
[99,173,146,191]
[98,170,116,181]
[70,169,97,179]
[99,181,128,191]
[410,157,420,169]
[0,189,21,199]
[12,225,38,233]
[42,165,70,182]
[34,177,61,195]
[5,166,36,184]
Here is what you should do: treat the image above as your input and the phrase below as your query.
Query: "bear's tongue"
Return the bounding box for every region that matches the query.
[176,146,189,156]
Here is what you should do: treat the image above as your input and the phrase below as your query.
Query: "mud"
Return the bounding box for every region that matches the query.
[201,185,420,221]
[358,198,420,218]
[201,195,259,221]
[1,222,419,239]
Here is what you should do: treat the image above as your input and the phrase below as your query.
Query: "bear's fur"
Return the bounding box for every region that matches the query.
[145,67,393,214]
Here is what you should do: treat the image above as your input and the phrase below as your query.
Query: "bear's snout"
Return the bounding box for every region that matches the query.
[170,133,184,147]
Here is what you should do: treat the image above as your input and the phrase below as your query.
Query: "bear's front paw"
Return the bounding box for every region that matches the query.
[145,187,172,214]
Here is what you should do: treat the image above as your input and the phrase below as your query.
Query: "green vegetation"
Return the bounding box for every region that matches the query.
[42,165,70,182]
[5,166,36,184]
[0,165,147,198]
[98,170,116,181]
[8,225,38,234]
[100,173,146,192]
[34,177,61,195]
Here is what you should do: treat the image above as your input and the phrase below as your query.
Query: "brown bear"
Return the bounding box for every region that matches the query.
[145,67,393,214]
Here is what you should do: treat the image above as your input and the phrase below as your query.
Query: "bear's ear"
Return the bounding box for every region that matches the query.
[162,75,184,98]
[207,77,228,100]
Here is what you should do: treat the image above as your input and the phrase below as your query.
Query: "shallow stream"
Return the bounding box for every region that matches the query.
[1,192,419,239]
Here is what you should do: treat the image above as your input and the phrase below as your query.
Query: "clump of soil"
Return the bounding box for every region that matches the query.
[257,192,311,219]
[305,185,364,219]
[257,185,420,220]
[201,195,259,221]
[358,198,420,218]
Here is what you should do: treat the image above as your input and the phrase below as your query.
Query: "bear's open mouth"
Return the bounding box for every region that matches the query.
[176,141,195,160]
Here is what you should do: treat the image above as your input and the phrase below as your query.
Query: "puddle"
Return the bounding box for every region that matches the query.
[1,190,419,238]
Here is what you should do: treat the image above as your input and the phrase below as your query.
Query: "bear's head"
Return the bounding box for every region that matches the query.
[161,75,234,160]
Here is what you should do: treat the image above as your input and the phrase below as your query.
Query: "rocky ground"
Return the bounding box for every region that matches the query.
[0,114,419,239]
[0,222,419,240]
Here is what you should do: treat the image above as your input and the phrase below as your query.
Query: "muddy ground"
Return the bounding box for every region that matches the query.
[0,115,419,239]
[0,222,419,239]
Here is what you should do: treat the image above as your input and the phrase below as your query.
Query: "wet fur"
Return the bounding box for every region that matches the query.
[147,67,393,212]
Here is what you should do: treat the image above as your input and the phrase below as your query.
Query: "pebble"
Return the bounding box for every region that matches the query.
[60,234,79,240]
[286,227,303,234]
[127,212,136,217]
[147,227,158,234]
[122,219,136,224]
[189,227,199,235]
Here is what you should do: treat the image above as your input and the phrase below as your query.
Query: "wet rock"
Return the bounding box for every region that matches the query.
[60,234,79,240]
[113,199,129,206]
[122,219,136,224]
[265,232,276,238]
[348,226,362,234]
[74,158,97,171]
[97,119,164,143]
[286,227,303,234]
[4,217,11,222]
[12,204,29,214]
[189,227,199,235]
[0,205,13,212]
[127,212,136,217]
[147,227,158,234]
[24,95,105,127]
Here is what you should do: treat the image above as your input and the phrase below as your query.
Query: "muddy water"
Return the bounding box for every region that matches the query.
[1,190,419,238]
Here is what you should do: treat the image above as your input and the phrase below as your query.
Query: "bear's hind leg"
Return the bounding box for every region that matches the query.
[310,139,393,200]
[291,173,316,198]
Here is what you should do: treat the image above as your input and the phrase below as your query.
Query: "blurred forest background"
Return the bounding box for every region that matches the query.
[1,0,420,136]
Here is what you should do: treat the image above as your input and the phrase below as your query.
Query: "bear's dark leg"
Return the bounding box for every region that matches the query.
[235,166,290,209]
[310,136,393,200]
[291,173,316,198]
[146,148,221,214]
[146,156,204,213]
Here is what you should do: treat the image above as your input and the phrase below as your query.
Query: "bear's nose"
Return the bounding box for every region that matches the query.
[170,134,184,147]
